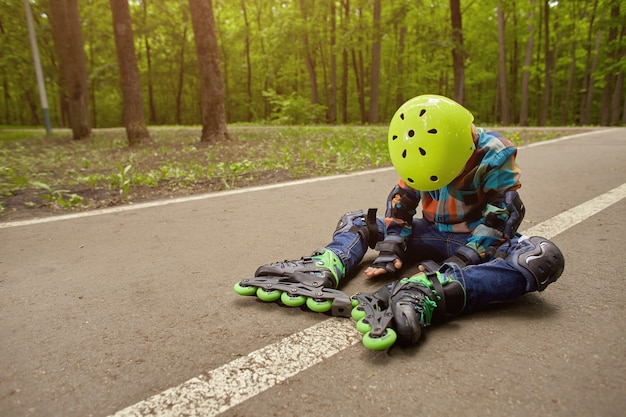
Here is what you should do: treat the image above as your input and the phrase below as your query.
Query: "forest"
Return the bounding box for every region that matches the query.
[1,0,625,135]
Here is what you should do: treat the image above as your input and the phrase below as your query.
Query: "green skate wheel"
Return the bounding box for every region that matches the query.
[351,305,367,321]
[362,328,397,351]
[280,291,306,307]
[256,287,282,302]
[306,297,333,313]
[355,318,371,334]
[234,282,257,296]
[351,297,360,308]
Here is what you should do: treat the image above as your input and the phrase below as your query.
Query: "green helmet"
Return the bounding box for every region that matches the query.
[388,94,475,191]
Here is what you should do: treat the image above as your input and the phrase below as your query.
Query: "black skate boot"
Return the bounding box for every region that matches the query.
[234,249,354,317]
[351,272,465,350]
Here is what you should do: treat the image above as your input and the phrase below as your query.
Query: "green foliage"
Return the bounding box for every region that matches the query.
[114,163,132,200]
[262,89,327,125]
[2,0,623,129]
[0,126,594,217]
[31,181,83,208]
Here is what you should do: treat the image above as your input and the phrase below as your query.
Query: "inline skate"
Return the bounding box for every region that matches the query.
[234,249,355,317]
[351,271,465,350]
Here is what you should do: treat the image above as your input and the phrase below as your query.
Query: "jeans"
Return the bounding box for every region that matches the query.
[325,214,532,314]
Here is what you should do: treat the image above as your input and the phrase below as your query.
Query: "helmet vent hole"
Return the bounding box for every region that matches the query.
[430,175,438,182]
[407,177,415,184]
[400,113,405,120]
[428,129,437,134]
[419,109,426,117]
[419,147,426,156]
[408,130,414,137]
[392,135,398,140]
[402,149,407,158]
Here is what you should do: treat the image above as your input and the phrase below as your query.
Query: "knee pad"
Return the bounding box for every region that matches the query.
[334,208,380,249]
[511,236,565,291]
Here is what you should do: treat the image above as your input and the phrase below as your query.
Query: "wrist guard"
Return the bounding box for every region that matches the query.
[372,234,406,273]
[485,190,525,239]
[443,246,482,268]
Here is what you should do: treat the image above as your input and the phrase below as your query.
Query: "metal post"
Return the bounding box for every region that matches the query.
[23,0,52,136]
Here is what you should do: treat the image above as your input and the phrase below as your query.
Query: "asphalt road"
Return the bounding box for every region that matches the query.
[1,128,625,417]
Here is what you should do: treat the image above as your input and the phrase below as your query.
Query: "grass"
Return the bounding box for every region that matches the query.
[0,125,595,221]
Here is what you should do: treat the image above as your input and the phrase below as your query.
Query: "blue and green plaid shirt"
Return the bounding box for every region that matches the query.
[385,127,521,253]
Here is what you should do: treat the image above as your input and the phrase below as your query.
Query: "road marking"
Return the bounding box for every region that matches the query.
[110,318,361,417]
[109,181,626,417]
[0,168,393,229]
[523,182,626,239]
[0,129,615,229]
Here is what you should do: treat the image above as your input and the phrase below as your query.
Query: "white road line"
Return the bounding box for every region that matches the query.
[109,182,626,417]
[523,182,626,239]
[0,168,393,229]
[110,318,361,417]
[1,129,615,229]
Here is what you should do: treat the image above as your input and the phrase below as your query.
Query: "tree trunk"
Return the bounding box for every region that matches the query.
[519,0,535,126]
[538,0,552,126]
[497,1,510,124]
[142,0,157,124]
[600,4,620,126]
[328,0,337,123]
[352,7,366,124]
[188,0,229,143]
[340,0,349,124]
[298,0,318,105]
[175,24,188,125]
[48,0,91,139]
[241,0,253,121]
[560,0,578,126]
[581,30,603,125]
[368,0,381,123]
[449,0,465,105]
[252,0,270,119]
[110,0,150,145]
[579,0,599,125]
[396,25,407,109]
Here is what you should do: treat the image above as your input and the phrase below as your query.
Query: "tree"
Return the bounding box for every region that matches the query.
[519,0,536,126]
[538,0,552,126]
[298,0,319,105]
[450,0,465,105]
[3,0,625,128]
[368,0,381,123]
[241,0,253,121]
[141,0,157,124]
[579,0,600,125]
[109,0,150,145]
[497,1,510,124]
[600,3,623,126]
[340,0,350,123]
[328,0,337,123]
[188,0,229,142]
[47,0,91,139]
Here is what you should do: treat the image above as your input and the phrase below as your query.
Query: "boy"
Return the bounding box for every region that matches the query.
[235,94,564,350]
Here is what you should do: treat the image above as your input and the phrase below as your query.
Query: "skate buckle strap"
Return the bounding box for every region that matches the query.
[365,208,379,249]
[423,271,447,321]
[353,291,394,338]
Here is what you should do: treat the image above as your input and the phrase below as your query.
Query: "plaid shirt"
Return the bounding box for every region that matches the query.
[385,127,521,253]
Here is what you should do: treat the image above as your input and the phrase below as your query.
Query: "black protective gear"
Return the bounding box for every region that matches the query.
[485,190,525,239]
[386,184,420,223]
[372,234,406,273]
[334,208,380,249]
[442,245,482,268]
[511,236,564,291]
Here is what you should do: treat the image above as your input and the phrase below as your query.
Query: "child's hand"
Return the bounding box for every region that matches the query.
[364,259,403,278]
